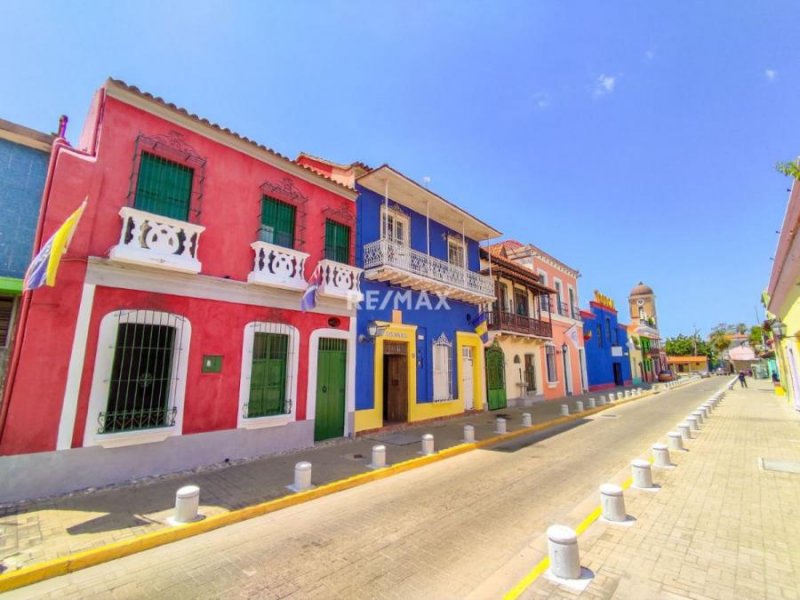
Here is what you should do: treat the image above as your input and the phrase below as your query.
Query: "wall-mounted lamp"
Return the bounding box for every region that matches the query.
[770,320,788,340]
[358,320,388,343]
[562,343,568,355]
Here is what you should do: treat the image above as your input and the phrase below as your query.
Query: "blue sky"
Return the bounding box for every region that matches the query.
[1,1,797,338]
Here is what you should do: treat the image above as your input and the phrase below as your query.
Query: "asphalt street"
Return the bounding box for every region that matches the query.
[7,379,726,600]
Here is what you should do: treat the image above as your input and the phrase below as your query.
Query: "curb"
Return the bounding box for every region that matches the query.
[0,383,695,592]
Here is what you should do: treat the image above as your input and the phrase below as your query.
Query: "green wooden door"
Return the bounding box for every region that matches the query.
[486,343,507,410]
[315,338,347,441]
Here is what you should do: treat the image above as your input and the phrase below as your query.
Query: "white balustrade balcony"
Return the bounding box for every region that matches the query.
[315,259,363,302]
[247,241,309,292]
[362,239,494,304]
[109,207,205,274]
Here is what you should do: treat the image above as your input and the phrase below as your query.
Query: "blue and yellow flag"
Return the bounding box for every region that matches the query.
[24,199,87,292]
[473,312,489,344]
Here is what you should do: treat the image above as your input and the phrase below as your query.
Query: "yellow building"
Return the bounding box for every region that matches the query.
[667,355,709,375]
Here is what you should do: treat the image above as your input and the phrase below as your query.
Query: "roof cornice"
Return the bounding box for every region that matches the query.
[104,79,357,201]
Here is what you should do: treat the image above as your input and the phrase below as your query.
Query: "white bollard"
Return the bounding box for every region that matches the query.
[692,410,704,425]
[599,483,626,522]
[608,393,616,402]
[561,404,570,416]
[678,422,692,440]
[369,444,387,469]
[588,397,596,409]
[547,525,581,580]
[631,459,654,489]
[576,400,584,412]
[667,431,685,451]
[522,413,532,427]
[652,443,671,468]
[496,417,507,434]
[598,396,606,406]
[290,461,313,491]
[625,390,631,398]
[687,415,700,432]
[463,424,475,443]
[172,485,201,524]
[421,433,435,455]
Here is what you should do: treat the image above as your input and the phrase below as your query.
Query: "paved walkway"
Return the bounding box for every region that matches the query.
[0,384,652,574]
[522,378,800,599]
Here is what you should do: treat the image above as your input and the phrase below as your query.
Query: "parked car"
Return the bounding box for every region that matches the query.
[658,371,675,382]
[699,371,711,378]
[714,367,728,376]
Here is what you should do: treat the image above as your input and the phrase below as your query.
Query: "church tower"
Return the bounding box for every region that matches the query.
[629,282,657,329]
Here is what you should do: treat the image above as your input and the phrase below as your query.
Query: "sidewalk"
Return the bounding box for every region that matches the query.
[0,384,652,575]
[523,378,800,600]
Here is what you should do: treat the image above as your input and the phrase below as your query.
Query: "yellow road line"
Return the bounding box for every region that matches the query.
[0,388,660,593]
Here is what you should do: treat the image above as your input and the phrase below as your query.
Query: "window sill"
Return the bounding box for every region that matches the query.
[547,382,559,388]
[239,414,294,430]
[90,428,176,448]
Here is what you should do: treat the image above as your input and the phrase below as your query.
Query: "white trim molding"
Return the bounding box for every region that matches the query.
[83,309,191,448]
[237,322,300,430]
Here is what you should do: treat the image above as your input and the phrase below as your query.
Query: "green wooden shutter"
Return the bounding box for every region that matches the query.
[248,333,289,417]
[260,197,296,249]
[324,220,350,263]
[134,153,193,221]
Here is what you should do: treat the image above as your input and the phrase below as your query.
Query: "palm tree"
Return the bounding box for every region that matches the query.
[710,330,731,369]
[735,323,748,335]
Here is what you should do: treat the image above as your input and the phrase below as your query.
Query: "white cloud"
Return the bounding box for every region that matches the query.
[765,69,777,82]
[533,92,550,110]
[593,74,616,96]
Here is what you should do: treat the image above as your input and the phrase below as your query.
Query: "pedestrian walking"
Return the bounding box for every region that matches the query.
[738,370,748,388]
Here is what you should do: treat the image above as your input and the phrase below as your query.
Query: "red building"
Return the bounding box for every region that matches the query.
[0,79,361,502]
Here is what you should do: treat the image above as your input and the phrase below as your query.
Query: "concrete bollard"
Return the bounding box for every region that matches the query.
[463,424,475,443]
[421,433,435,455]
[692,410,704,425]
[687,415,700,432]
[576,400,584,412]
[608,393,616,402]
[171,485,201,524]
[625,390,632,398]
[600,483,626,522]
[631,459,654,489]
[598,395,606,406]
[369,445,387,469]
[678,422,692,440]
[652,443,671,468]
[522,413,532,427]
[588,397,596,409]
[547,525,581,580]
[561,404,570,416]
[291,462,313,492]
[668,431,685,451]
[496,417,507,434]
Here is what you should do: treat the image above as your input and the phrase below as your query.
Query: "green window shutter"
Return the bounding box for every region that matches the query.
[325,220,350,263]
[260,197,296,249]
[248,333,289,418]
[134,153,193,221]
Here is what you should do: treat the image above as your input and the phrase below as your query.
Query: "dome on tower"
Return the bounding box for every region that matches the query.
[630,282,654,296]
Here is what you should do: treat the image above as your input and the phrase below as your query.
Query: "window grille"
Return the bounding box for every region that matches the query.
[243,322,294,418]
[259,178,309,251]
[545,345,558,383]
[0,297,15,347]
[98,310,186,434]
[381,207,409,246]
[432,333,453,401]
[127,132,206,221]
[325,219,350,263]
[447,237,465,268]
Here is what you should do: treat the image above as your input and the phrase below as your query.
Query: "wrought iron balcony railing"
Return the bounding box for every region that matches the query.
[487,309,553,339]
[362,239,493,302]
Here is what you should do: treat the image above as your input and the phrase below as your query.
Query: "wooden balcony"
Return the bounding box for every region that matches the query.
[487,309,552,339]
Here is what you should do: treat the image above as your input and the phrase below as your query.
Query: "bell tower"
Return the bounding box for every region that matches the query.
[629,282,657,328]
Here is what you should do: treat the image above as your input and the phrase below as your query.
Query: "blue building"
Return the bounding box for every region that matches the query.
[0,118,53,387]
[581,290,632,391]
[351,165,500,432]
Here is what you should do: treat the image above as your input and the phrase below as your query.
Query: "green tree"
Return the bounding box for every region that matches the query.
[735,322,748,335]
[777,160,800,180]
[709,329,731,358]
[665,334,713,357]
[749,325,765,349]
